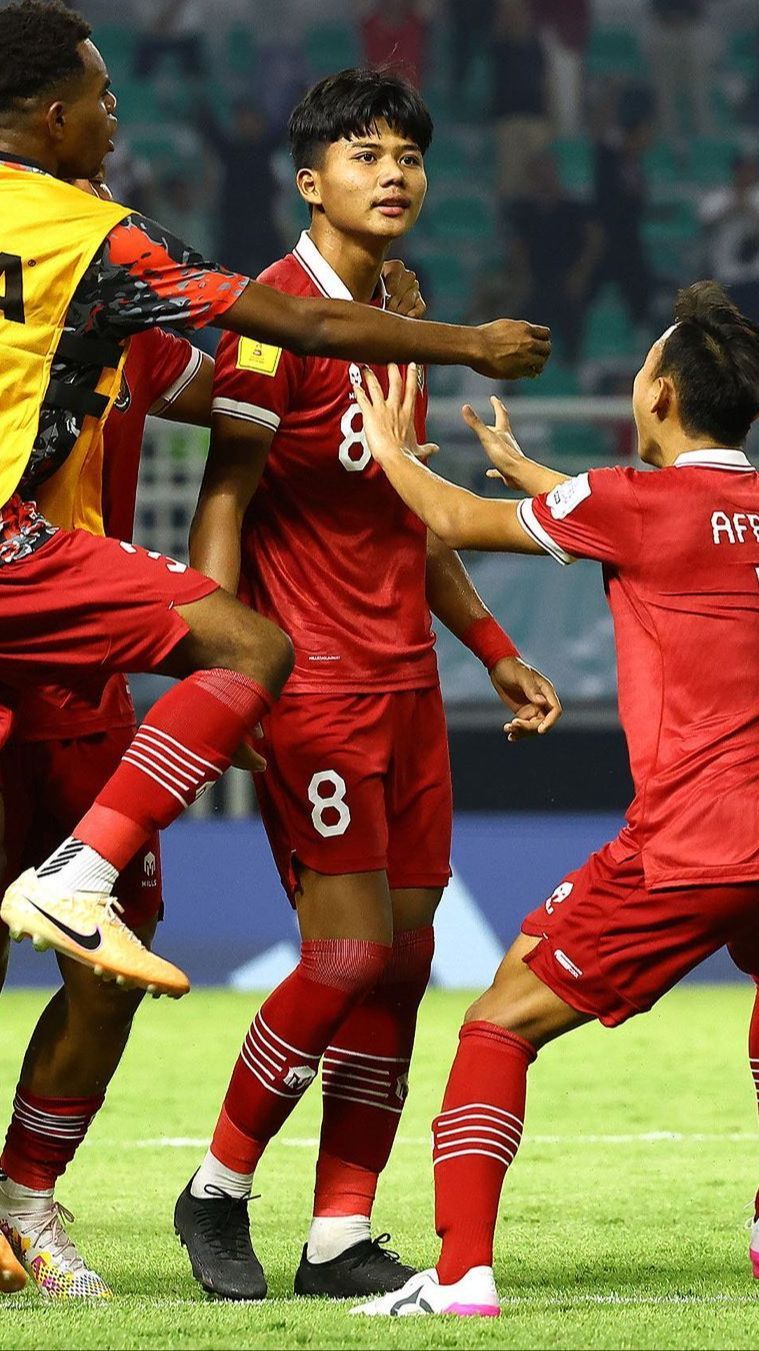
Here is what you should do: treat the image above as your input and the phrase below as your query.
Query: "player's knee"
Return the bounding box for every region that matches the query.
[381,926,435,1002]
[234,613,294,694]
[300,937,392,999]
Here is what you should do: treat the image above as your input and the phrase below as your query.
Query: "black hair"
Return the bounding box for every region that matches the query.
[0,0,91,115]
[656,281,759,446]
[288,67,433,170]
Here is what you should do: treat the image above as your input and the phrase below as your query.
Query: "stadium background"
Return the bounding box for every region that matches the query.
[6,0,759,990]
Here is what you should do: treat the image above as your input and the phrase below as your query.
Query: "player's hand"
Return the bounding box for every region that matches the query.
[232,725,267,774]
[462,396,526,487]
[381,259,427,319]
[473,319,551,380]
[489,656,562,740]
[355,363,421,463]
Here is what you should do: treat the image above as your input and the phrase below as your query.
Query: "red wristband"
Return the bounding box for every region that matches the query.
[461,616,519,670]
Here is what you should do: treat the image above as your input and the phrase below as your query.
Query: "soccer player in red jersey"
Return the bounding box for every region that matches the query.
[179,68,562,1302]
[0,1,552,999]
[0,158,429,1294]
[349,281,759,1316]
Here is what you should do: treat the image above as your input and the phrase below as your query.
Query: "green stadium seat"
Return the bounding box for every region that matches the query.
[688,137,741,186]
[522,362,580,398]
[586,28,646,79]
[643,141,680,191]
[429,196,493,243]
[225,24,258,79]
[552,422,606,458]
[422,253,473,321]
[551,137,593,194]
[582,296,636,361]
[304,25,360,77]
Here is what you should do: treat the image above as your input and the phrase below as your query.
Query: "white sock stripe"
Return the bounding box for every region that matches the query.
[13,1100,93,1130]
[125,745,197,794]
[137,724,219,775]
[434,1133,517,1161]
[250,1016,286,1065]
[321,1077,388,1101]
[133,728,221,784]
[12,1110,91,1139]
[321,1067,390,1089]
[321,1087,403,1114]
[256,1011,317,1062]
[437,1102,524,1129]
[326,1044,409,1064]
[433,1146,516,1167]
[129,735,200,788]
[244,1030,282,1075]
[435,1120,522,1148]
[238,1046,297,1098]
[122,754,189,808]
[322,1059,390,1084]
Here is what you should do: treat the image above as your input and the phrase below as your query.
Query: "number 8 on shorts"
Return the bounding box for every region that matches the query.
[308,770,351,838]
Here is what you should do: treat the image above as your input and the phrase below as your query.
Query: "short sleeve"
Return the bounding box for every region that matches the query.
[517,466,643,567]
[146,330,203,411]
[86,213,248,336]
[211,330,302,435]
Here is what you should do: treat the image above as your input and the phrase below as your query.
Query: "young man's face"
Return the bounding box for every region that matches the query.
[54,40,117,180]
[301,119,427,245]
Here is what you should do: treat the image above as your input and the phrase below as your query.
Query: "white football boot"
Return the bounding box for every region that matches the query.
[351,1264,501,1317]
[1,867,189,998]
[0,1180,111,1300]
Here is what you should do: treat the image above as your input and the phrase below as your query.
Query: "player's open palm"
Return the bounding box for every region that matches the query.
[356,364,437,463]
[490,656,562,741]
[462,396,527,487]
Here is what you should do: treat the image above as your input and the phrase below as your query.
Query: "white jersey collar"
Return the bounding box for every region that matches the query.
[293,230,387,308]
[673,448,754,471]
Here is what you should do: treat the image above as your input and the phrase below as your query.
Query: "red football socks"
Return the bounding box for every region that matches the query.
[433,1020,536,1284]
[750,984,759,1218]
[314,926,434,1218]
[74,669,271,870]
[210,939,391,1177]
[1,1088,104,1190]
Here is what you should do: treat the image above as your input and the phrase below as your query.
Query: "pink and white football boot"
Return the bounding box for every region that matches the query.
[351,1265,500,1317]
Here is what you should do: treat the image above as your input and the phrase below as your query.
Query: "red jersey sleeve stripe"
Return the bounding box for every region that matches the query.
[211,396,281,431]
[516,499,577,565]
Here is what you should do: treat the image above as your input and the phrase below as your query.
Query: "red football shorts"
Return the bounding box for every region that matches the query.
[0,529,217,685]
[522,834,759,1027]
[0,726,163,931]
[254,685,453,902]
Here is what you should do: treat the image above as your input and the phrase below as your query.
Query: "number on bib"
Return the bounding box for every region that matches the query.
[0,253,25,324]
[338,404,371,473]
[308,770,351,837]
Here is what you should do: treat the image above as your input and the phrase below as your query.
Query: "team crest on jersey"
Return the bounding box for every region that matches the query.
[237,338,282,377]
[348,362,362,388]
[114,372,131,412]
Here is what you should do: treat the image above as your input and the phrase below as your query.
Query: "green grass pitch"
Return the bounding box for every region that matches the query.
[0,984,758,1350]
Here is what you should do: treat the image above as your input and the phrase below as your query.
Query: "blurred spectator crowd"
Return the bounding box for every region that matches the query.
[62,0,759,399]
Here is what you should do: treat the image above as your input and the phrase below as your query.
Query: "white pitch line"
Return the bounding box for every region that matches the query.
[122,1131,757,1150]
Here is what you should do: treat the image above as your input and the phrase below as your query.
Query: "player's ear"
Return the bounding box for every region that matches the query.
[651,376,673,422]
[45,100,67,144]
[296,166,322,211]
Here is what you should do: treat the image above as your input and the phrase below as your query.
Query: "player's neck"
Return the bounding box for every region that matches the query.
[655,435,740,467]
[0,131,56,175]
[307,219,386,304]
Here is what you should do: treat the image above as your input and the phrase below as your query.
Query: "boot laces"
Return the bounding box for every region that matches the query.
[196,1187,255,1260]
[23,1202,89,1275]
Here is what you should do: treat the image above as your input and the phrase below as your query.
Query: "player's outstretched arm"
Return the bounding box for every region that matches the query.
[462,397,569,495]
[221,283,551,380]
[425,534,561,737]
[355,365,547,553]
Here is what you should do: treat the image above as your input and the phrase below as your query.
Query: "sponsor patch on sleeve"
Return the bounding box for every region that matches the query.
[546,472,591,520]
[236,338,282,377]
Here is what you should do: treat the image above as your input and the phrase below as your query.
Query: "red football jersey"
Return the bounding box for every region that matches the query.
[12,328,200,743]
[212,231,438,693]
[519,448,759,888]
